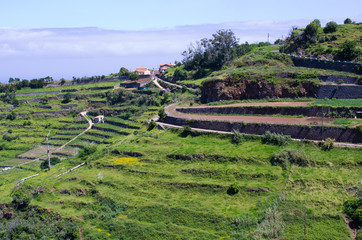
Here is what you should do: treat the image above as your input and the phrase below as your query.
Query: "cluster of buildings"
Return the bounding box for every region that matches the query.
[135,64,173,76]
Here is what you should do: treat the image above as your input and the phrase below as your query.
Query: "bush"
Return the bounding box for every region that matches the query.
[40,157,61,169]
[158,108,166,122]
[261,131,291,146]
[148,119,157,131]
[253,208,285,239]
[129,72,140,80]
[304,21,319,39]
[343,199,362,224]
[336,40,358,61]
[62,93,72,103]
[324,21,338,33]
[344,18,352,24]
[231,129,244,144]
[11,191,31,210]
[356,231,362,240]
[331,35,338,41]
[3,132,18,141]
[6,111,16,120]
[227,183,240,195]
[271,149,311,169]
[78,145,97,160]
[318,138,335,151]
[181,125,192,137]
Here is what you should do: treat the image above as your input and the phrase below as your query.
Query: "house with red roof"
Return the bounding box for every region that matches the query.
[159,64,173,73]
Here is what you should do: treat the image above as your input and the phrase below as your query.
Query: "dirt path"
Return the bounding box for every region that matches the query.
[166,104,334,125]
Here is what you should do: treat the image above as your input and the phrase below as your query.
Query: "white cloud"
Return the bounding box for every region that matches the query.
[0,19,312,81]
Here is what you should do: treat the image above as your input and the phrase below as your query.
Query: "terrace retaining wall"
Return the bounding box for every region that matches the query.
[176,106,362,117]
[163,116,362,143]
[292,57,361,74]
[317,85,362,99]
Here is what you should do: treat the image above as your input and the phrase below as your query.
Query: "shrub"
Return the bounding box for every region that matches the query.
[78,145,97,160]
[261,131,291,146]
[253,208,285,239]
[271,149,311,169]
[40,157,61,169]
[158,108,166,122]
[181,85,187,93]
[6,111,16,120]
[40,96,49,104]
[356,231,362,240]
[231,129,244,144]
[3,132,18,141]
[148,119,157,131]
[304,21,319,39]
[323,21,338,33]
[318,138,335,151]
[227,183,240,195]
[181,125,192,137]
[331,35,338,41]
[129,72,140,80]
[62,93,72,103]
[343,199,362,224]
[336,40,358,61]
[344,18,352,24]
[11,191,32,210]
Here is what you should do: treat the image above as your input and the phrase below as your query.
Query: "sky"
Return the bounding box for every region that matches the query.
[0,0,361,82]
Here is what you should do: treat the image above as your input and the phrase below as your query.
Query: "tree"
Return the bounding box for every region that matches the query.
[324,21,338,33]
[304,21,319,40]
[182,29,239,70]
[336,40,358,61]
[344,18,352,24]
[312,19,321,27]
[119,67,130,77]
[129,72,139,80]
[60,78,66,85]
[274,39,284,45]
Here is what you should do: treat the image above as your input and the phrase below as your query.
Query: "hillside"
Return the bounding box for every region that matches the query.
[284,21,362,61]
[0,27,362,239]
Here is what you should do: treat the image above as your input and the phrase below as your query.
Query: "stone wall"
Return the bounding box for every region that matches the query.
[176,106,362,117]
[163,116,362,143]
[317,85,362,99]
[292,57,361,74]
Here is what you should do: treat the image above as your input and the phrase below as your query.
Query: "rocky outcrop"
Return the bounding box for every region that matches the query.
[201,75,317,103]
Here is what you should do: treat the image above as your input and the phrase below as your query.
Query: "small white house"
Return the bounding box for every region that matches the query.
[94,115,104,123]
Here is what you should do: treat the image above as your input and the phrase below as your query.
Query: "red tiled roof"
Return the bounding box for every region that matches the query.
[136,66,148,72]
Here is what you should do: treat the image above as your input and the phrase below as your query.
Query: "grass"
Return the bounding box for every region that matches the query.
[0,79,361,239]
[15,80,120,94]
[310,98,362,107]
[1,127,360,239]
